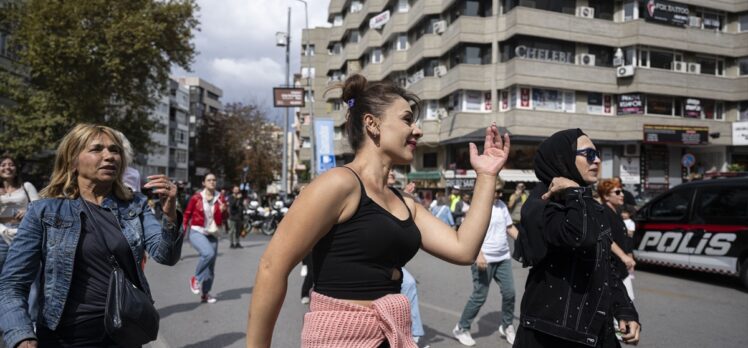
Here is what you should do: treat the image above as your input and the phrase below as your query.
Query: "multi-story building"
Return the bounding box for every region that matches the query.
[176,77,223,189]
[132,78,191,184]
[300,0,748,198]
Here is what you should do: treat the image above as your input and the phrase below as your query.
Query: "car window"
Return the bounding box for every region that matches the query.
[649,189,692,220]
[695,186,748,223]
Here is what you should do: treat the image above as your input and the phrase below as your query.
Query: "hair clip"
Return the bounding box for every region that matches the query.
[347,98,355,108]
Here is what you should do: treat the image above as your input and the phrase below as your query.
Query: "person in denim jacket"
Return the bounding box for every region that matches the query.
[0,124,183,348]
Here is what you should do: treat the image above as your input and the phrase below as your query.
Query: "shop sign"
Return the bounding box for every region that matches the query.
[515,45,573,64]
[369,10,390,29]
[643,0,690,27]
[643,124,709,145]
[273,87,305,107]
[620,157,640,184]
[520,88,530,108]
[444,170,476,189]
[733,122,748,146]
[685,98,702,118]
[618,94,644,115]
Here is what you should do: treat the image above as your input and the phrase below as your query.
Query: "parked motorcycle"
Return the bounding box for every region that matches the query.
[243,200,267,234]
[261,200,288,236]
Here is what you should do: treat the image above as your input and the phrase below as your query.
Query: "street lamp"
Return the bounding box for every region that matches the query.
[276,8,291,194]
[295,0,315,180]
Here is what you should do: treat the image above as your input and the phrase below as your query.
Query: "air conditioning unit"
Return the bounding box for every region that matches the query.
[576,6,595,18]
[616,65,635,78]
[688,62,701,74]
[434,65,447,77]
[432,20,447,35]
[623,144,640,157]
[672,61,687,73]
[576,53,596,66]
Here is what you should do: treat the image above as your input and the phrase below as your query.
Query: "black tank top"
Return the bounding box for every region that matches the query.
[312,167,422,300]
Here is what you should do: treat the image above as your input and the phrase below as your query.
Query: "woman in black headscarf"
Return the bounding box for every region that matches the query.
[513,129,640,347]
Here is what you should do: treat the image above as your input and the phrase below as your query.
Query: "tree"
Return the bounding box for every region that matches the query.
[195,103,282,192]
[0,0,199,158]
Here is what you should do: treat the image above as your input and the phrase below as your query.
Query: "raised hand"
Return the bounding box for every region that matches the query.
[469,122,510,177]
[144,174,177,222]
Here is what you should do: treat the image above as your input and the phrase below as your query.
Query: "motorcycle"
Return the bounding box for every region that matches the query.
[243,200,268,234]
[261,200,288,236]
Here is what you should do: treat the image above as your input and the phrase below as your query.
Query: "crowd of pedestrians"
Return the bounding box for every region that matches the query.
[0,74,643,348]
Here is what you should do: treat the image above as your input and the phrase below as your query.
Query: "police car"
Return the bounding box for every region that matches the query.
[633,177,748,288]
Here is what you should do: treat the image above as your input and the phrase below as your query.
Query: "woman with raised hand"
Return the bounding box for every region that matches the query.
[514,129,640,347]
[246,74,510,348]
[0,124,183,348]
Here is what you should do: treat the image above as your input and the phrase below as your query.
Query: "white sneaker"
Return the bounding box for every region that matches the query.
[452,324,476,346]
[499,324,516,345]
[300,265,308,277]
[301,296,310,305]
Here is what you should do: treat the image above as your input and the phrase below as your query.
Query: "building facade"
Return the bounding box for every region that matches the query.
[176,77,223,189]
[300,0,748,198]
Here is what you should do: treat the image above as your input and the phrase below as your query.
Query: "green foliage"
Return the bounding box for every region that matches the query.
[727,163,745,172]
[196,103,282,192]
[0,0,199,160]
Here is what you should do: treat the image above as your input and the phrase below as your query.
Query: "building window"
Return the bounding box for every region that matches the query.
[424,100,439,120]
[304,90,315,103]
[423,152,438,168]
[331,99,342,111]
[506,0,574,14]
[303,44,315,56]
[397,0,410,13]
[396,34,408,51]
[694,10,725,31]
[532,88,575,112]
[369,48,383,64]
[740,13,748,32]
[739,101,748,121]
[449,44,491,67]
[739,58,748,76]
[646,95,674,116]
[302,137,311,148]
[501,36,575,64]
[207,91,220,101]
[350,0,363,13]
[347,30,360,44]
[587,45,614,67]
[694,56,724,76]
[301,67,315,79]
[334,127,343,140]
[332,14,344,27]
[588,0,614,20]
[329,42,342,55]
[623,1,638,21]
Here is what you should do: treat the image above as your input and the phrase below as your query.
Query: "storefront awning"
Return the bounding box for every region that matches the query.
[408,171,442,180]
[499,169,539,182]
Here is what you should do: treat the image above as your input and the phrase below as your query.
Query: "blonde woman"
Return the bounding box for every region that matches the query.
[0,124,183,348]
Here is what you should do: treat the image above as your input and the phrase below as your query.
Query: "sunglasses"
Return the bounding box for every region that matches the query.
[613,189,623,195]
[575,148,599,164]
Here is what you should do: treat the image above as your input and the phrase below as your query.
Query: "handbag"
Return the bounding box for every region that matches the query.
[82,199,160,346]
[104,255,160,347]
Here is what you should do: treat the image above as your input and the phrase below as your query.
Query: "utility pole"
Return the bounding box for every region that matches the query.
[296,0,315,180]
[280,7,291,194]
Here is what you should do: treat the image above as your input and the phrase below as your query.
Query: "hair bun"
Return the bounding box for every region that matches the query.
[342,74,367,105]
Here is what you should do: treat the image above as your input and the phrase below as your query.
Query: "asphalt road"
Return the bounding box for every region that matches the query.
[144,233,748,348]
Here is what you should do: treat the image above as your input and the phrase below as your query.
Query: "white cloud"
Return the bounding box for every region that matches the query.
[173,0,331,104]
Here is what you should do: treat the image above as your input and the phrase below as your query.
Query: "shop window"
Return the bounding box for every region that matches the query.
[646,95,673,116]
[588,93,613,115]
[423,153,438,168]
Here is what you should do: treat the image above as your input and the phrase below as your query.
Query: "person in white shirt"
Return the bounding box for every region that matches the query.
[453,186,519,346]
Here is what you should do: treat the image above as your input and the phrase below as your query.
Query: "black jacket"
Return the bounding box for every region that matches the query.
[519,187,638,347]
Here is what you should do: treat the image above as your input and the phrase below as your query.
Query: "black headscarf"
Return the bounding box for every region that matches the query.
[513,129,588,267]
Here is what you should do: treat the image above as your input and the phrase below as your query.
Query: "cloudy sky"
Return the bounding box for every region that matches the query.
[172,0,331,115]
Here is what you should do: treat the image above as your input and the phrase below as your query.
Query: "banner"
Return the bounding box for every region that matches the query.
[685,98,702,118]
[733,122,748,146]
[618,94,644,115]
[273,88,305,107]
[369,10,390,29]
[643,124,709,145]
[314,119,336,174]
[642,0,689,27]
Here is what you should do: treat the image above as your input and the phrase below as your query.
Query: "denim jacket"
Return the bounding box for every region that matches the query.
[0,194,183,348]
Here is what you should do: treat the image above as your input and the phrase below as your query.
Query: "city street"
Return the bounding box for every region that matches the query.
[145,233,748,348]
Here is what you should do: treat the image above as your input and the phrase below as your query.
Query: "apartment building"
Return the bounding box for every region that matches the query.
[176,77,223,189]
[300,0,748,197]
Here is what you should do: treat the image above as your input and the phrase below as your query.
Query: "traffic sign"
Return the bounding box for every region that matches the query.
[681,153,696,168]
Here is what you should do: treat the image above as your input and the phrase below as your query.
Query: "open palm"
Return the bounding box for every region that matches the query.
[469,123,511,176]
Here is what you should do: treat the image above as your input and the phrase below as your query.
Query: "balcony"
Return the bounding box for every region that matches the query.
[440,64,492,94]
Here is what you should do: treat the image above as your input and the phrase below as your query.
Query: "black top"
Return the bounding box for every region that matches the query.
[228,195,244,221]
[58,200,141,328]
[312,167,422,300]
[605,208,633,280]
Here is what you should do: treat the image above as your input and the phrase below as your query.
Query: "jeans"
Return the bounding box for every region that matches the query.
[0,238,39,324]
[458,259,515,329]
[400,268,424,338]
[189,229,218,294]
[227,219,240,245]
